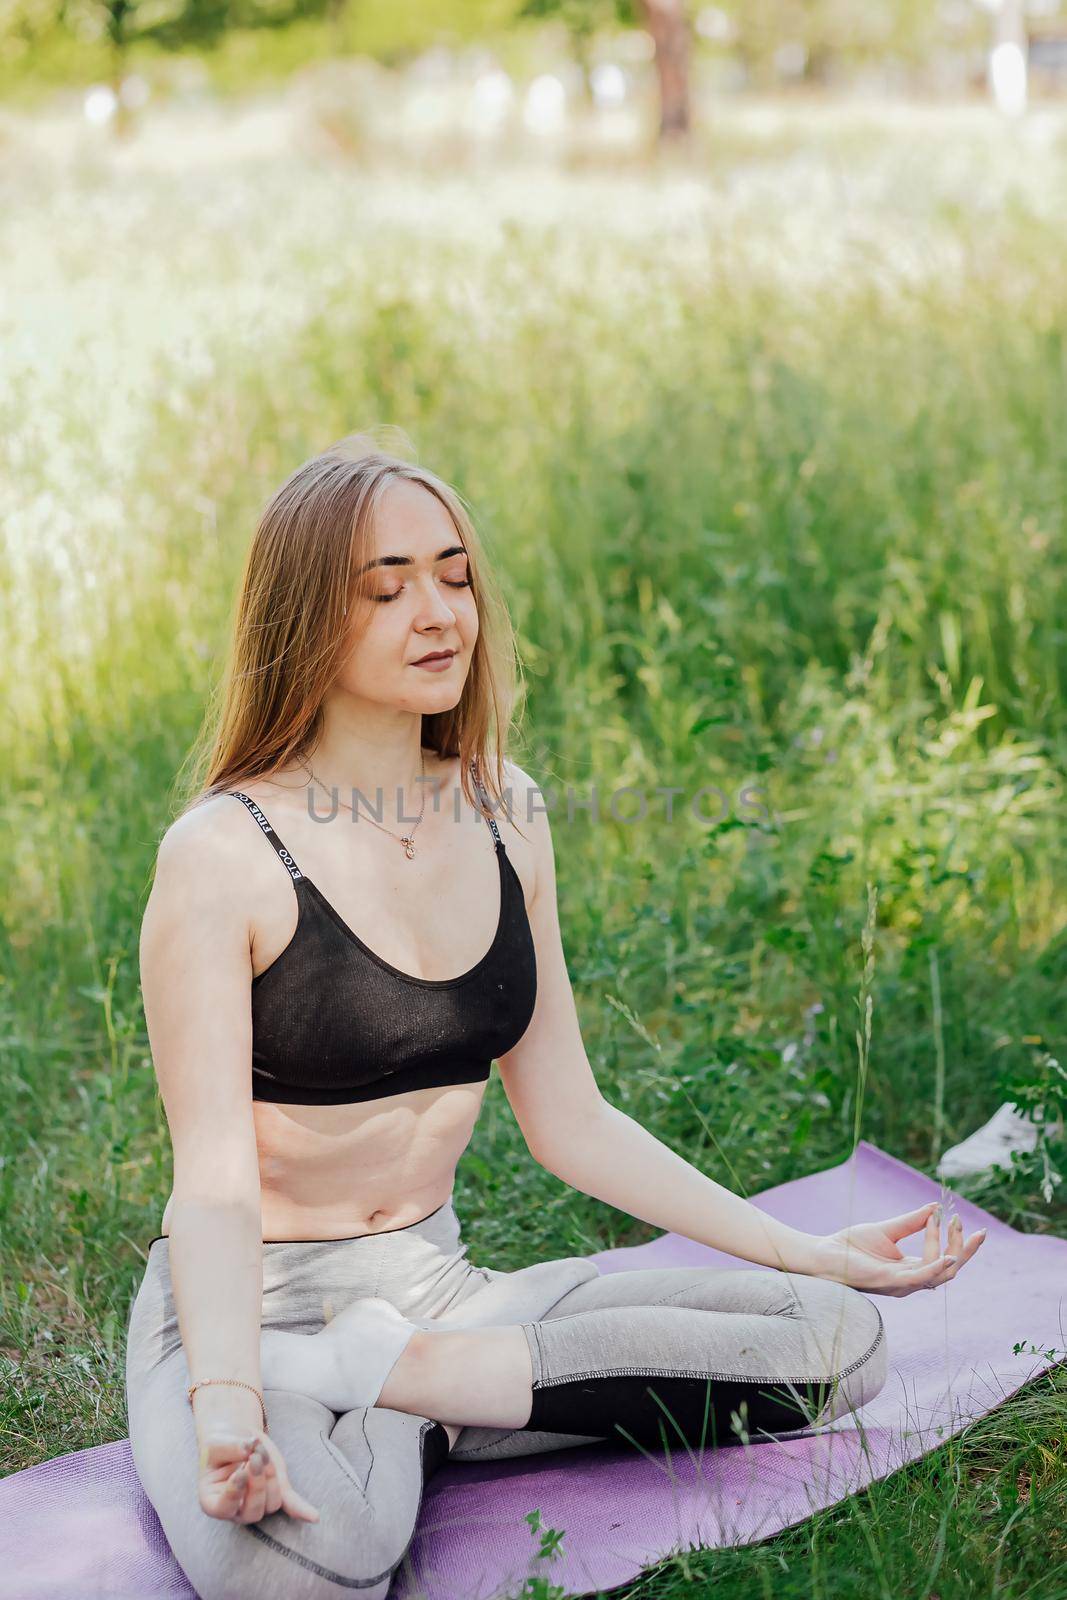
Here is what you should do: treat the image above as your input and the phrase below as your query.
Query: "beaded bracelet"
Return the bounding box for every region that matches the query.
[187,1377,269,1435]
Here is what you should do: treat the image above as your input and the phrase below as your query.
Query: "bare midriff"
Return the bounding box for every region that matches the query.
[158,1078,490,1242]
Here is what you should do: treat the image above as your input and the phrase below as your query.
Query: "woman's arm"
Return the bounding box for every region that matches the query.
[537,1105,982,1295]
[139,806,266,1442]
[493,763,806,1266]
[495,764,982,1295]
[536,1098,822,1272]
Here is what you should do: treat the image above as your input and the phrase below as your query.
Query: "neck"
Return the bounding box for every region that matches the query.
[303,717,436,823]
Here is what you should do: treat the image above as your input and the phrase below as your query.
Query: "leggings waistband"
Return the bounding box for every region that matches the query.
[145,1195,453,1250]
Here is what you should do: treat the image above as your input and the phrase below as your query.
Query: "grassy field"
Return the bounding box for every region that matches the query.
[1,89,1065,1596]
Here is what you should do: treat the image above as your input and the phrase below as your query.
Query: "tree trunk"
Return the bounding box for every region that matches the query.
[636,0,691,143]
[569,22,596,108]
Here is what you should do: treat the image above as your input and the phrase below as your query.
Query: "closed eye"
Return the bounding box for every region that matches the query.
[374,580,472,604]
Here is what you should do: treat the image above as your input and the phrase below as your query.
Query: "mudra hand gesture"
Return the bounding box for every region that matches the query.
[810,1199,987,1296]
[198,1428,321,1525]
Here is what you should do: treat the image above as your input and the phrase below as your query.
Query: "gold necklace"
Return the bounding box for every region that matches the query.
[297,751,428,860]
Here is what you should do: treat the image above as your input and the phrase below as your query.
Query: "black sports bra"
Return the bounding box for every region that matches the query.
[228,760,538,1105]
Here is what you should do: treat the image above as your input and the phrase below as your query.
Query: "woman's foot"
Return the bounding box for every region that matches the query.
[261,1296,425,1412]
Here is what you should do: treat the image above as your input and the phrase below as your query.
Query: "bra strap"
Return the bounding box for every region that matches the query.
[229,792,305,882]
[468,758,503,848]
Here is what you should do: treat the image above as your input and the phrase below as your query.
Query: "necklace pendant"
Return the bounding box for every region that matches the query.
[401,837,416,859]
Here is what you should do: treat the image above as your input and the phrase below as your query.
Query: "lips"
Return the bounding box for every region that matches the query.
[412,650,456,665]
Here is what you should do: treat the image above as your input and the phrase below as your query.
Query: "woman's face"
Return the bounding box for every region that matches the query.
[336,479,479,715]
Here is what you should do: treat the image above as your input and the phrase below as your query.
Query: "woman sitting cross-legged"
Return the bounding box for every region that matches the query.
[126,436,985,1600]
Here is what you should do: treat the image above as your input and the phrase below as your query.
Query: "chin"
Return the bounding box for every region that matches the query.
[403,684,465,712]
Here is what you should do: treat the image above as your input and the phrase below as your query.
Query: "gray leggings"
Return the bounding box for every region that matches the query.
[125,1193,887,1600]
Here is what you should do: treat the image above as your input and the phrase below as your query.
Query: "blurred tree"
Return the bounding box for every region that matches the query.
[5,0,333,73]
[329,0,516,64]
[637,0,690,135]
[0,0,519,78]
[716,0,957,89]
[515,0,602,102]
[517,0,691,141]
[136,0,330,52]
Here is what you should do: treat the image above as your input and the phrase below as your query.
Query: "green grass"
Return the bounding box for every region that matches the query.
[1,96,1065,1596]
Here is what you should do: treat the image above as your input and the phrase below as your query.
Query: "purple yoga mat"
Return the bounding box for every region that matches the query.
[2,1140,1064,1600]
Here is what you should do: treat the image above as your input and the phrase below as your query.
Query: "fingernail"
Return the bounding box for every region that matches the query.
[945,1255,957,1264]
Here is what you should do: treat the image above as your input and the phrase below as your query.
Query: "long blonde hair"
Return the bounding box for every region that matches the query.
[172,432,526,828]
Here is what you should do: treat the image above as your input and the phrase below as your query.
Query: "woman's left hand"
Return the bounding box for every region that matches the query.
[807,1200,987,1296]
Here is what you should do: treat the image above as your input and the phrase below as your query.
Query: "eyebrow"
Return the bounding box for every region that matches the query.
[357,545,468,575]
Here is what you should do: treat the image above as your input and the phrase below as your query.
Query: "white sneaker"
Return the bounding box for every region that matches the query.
[936,1101,1039,1179]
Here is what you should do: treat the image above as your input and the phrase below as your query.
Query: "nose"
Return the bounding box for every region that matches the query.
[413,580,460,627]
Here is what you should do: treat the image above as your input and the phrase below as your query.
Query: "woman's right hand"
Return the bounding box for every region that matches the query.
[198,1428,321,1525]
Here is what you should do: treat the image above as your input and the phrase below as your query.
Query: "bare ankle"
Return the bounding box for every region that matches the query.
[377,1328,434,1412]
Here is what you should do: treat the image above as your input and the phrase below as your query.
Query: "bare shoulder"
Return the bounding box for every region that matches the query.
[499,757,553,906]
[148,790,269,921]
[499,758,544,826]
[156,790,251,869]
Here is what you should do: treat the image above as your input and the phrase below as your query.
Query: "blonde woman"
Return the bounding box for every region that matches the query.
[124,438,984,1600]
